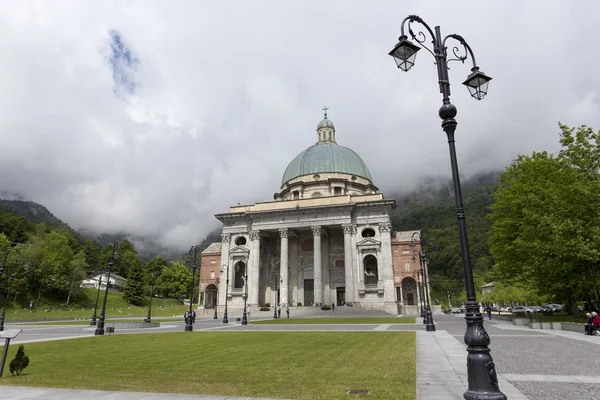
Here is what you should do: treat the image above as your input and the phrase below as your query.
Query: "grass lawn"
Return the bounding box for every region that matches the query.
[536,314,587,323]
[0,332,416,400]
[253,317,415,325]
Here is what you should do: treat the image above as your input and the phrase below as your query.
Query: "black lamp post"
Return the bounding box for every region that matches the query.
[412,251,425,320]
[411,232,435,331]
[221,264,230,324]
[389,15,504,399]
[95,241,118,336]
[242,261,249,325]
[90,269,104,326]
[0,248,28,332]
[185,245,198,332]
[273,275,282,319]
[213,294,218,320]
[145,272,155,323]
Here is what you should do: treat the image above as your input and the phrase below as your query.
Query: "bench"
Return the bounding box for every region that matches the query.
[106,326,115,335]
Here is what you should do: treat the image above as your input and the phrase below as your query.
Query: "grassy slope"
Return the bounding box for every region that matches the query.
[6,289,188,321]
[0,332,416,400]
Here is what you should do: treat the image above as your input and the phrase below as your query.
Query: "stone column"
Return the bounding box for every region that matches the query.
[249,230,261,306]
[322,233,330,305]
[279,228,289,306]
[218,233,231,308]
[379,223,397,314]
[312,226,323,305]
[342,224,354,303]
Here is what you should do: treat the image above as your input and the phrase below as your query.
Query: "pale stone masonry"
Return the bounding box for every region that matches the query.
[199,111,430,315]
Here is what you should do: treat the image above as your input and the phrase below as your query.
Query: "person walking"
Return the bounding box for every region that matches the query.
[286,306,289,319]
[486,305,492,321]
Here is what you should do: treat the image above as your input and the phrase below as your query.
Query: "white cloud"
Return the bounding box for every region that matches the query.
[0,1,599,251]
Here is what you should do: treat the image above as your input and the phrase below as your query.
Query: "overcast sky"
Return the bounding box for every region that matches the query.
[0,1,598,250]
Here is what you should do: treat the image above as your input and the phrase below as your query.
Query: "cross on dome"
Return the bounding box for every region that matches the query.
[322,106,329,119]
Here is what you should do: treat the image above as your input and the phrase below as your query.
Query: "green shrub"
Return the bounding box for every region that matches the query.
[9,344,29,376]
[321,306,331,311]
[259,307,271,311]
[264,303,271,307]
[297,302,302,307]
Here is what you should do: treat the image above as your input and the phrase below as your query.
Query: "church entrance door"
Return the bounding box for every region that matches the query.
[205,284,218,309]
[336,288,345,306]
[304,279,314,306]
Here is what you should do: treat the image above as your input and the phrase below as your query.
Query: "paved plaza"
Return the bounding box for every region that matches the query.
[1,310,600,399]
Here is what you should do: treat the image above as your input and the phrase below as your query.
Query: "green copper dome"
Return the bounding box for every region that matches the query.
[281,143,373,185]
[317,118,335,129]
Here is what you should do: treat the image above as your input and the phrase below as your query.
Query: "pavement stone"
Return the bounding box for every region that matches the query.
[509,381,600,400]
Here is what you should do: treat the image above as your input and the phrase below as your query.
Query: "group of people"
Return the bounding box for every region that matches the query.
[585,312,600,335]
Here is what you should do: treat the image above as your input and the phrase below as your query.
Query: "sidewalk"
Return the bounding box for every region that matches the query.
[416,330,528,399]
[0,386,292,400]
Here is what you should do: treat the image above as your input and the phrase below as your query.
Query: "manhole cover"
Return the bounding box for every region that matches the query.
[348,389,370,395]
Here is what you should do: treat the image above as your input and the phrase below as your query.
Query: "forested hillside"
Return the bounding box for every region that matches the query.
[390,171,502,304]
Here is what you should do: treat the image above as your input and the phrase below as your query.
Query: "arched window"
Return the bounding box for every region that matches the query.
[362,228,376,238]
[235,236,247,246]
[234,261,246,289]
[364,255,378,286]
[292,191,300,200]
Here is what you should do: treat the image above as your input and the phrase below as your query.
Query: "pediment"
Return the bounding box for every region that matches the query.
[228,245,250,254]
[356,238,381,247]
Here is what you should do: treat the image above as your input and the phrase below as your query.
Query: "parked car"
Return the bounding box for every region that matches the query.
[529,306,545,313]
[450,308,462,314]
[545,304,562,312]
[511,306,532,314]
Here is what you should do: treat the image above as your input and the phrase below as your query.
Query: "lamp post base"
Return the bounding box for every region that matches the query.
[242,311,248,325]
[213,309,218,319]
[223,310,228,324]
[94,328,104,336]
[185,324,193,332]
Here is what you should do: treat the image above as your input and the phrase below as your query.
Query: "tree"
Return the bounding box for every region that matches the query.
[155,263,192,299]
[114,239,138,277]
[145,256,170,296]
[490,124,600,315]
[9,345,29,376]
[66,250,88,305]
[123,257,145,305]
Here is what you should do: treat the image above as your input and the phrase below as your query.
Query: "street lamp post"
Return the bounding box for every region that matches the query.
[389,15,504,399]
[412,232,435,331]
[95,241,118,336]
[185,245,198,332]
[0,248,28,332]
[0,248,9,281]
[90,269,104,326]
[145,272,155,323]
[221,264,230,324]
[273,275,281,319]
[242,261,249,325]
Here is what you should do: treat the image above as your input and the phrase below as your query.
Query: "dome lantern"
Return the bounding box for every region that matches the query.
[316,106,336,144]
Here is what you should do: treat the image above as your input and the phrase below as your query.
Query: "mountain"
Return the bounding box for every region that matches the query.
[0,199,221,261]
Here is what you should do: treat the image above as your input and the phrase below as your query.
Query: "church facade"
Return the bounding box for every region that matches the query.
[198,111,431,316]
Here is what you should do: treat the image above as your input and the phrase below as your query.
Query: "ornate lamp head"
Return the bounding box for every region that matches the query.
[463,67,492,100]
[389,35,421,71]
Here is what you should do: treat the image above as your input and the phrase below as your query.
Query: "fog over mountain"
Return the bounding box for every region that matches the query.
[0,1,598,251]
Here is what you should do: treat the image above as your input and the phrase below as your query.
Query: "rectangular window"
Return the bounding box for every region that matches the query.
[211,260,216,264]
[334,187,342,196]
[404,262,411,272]
[210,270,215,279]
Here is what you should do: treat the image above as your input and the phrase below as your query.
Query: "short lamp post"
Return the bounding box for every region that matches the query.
[273,276,282,319]
[389,15,504,399]
[90,269,104,326]
[0,248,28,332]
[242,261,249,326]
[185,245,198,332]
[95,241,118,336]
[411,232,435,332]
[412,252,425,320]
[221,264,230,324]
[145,272,155,323]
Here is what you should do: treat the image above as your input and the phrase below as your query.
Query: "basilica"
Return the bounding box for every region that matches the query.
[198,110,432,316]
